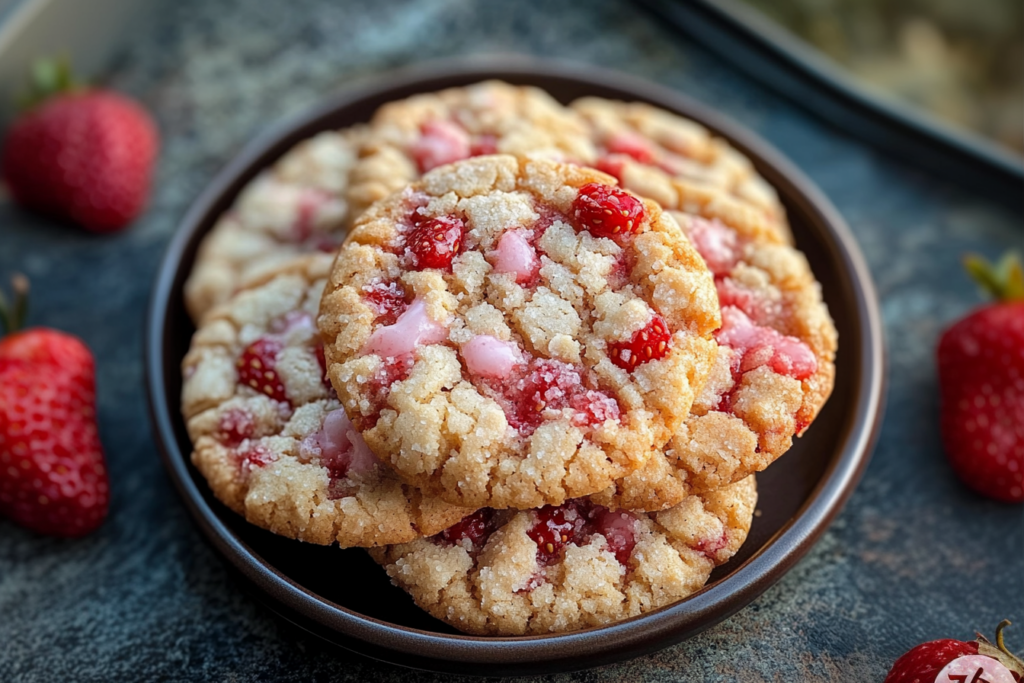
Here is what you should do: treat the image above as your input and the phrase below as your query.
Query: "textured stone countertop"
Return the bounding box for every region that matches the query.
[1,1,1021,681]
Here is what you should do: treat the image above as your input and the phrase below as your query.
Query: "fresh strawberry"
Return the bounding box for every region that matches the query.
[609,315,671,371]
[406,215,465,270]
[937,253,1024,503]
[0,276,110,537]
[571,183,645,240]
[237,337,288,404]
[884,621,1023,683]
[1,59,159,233]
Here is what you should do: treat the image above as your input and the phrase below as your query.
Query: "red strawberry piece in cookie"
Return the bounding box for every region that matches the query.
[528,502,589,566]
[237,337,289,404]
[571,183,645,240]
[436,508,499,552]
[218,407,256,447]
[605,131,655,164]
[406,215,465,270]
[361,280,408,325]
[609,315,671,371]
[938,253,1024,503]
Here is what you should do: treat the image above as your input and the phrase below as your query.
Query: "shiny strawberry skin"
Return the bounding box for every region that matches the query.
[1,90,159,233]
[0,329,110,537]
[237,337,288,404]
[407,215,465,270]
[609,315,671,371]
[571,183,645,240]
[938,302,1024,503]
[884,639,978,683]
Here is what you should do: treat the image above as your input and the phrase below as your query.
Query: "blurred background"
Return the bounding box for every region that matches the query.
[1,0,1019,155]
[742,0,1024,153]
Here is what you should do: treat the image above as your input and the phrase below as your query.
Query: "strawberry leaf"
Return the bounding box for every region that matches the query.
[964,252,1024,303]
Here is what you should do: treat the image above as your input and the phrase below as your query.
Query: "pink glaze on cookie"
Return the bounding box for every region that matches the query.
[687,217,739,276]
[362,298,448,358]
[411,120,471,172]
[462,335,523,379]
[716,307,817,380]
[301,408,378,496]
[605,131,655,164]
[490,229,539,283]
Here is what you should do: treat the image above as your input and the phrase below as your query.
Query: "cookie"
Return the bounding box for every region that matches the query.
[181,255,472,547]
[184,127,365,322]
[318,155,721,510]
[347,81,596,222]
[370,475,757,636]
[591,212,837,511]
[571,97,792,245]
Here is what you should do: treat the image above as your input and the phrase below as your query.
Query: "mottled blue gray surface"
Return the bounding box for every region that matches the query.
[0,1,1021,681]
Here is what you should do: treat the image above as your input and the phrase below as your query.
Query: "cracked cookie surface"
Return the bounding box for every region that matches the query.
[184,127,365,322]
[571,97,792,245]
[346,81,597,223]
[182,255,472,547]
[592,212,837,511]
[370,475,756,635]
[319,155,720,509]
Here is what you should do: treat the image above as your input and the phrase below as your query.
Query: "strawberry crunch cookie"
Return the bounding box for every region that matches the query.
[319,155,721,510]
[593,212,836,511]
[184,127,366,322]
[347,81,596,222]
[181,255,472,547]
[370,475,757,635]
[571,98,791,246]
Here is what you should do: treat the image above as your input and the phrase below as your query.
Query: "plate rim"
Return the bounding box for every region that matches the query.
[144,55,886,676]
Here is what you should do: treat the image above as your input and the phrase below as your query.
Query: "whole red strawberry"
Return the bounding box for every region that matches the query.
[884,621,1023,683]
[0,276,110,536]
[1,59,158,233]
[937,253,1024,503]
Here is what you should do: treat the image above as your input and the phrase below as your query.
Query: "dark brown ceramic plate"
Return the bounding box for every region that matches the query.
[144,58,885,676]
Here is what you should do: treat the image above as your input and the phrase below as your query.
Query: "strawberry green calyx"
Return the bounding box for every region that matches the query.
[17,57,78,110]
[976,620,1024,678]
[964,252,1024,303]
[0,274,29,337]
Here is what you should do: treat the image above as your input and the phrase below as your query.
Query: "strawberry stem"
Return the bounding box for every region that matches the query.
[964,252,1024,303]
[17,57,77,110]
[995,620,1024,670]
[0,274,29,336]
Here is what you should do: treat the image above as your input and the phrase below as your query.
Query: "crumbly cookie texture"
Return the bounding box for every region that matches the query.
[348,81,597,221]
[184,127,366,322]
[591,212,837,511]
[571,97,792,245]
[319,155,720,510]
[182,255,472,547]
[370,475,756,636]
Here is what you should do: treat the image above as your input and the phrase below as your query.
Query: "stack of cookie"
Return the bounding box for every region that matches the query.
[179,82,836,636]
